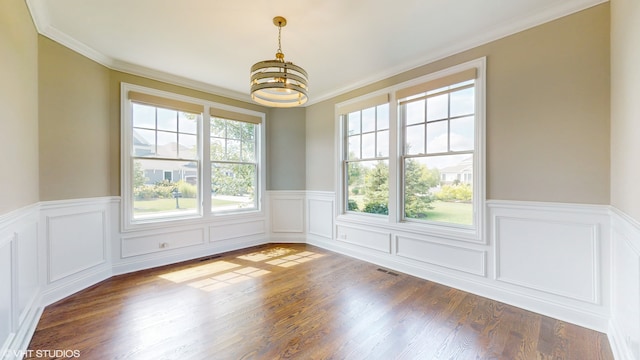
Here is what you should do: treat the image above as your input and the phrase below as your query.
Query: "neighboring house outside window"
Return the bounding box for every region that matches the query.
[121,84,265,229]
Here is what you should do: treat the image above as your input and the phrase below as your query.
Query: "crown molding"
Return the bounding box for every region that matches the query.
[109,59,253,104]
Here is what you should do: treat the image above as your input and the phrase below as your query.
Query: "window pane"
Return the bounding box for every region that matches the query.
[348,112,361,135]
[210,138,224,161]
[348,135,361,160]
[377,130,389,157]
[426,121,448,154]
[361,133,376,159]
[346,160,388,215]
[178,134,197,159]
[212,163,256,212]
[406,100,425,125]
[157,108,177,132]
[179,112,198,134]
[361,107,376,133]
[132,103,156,129]
[377,104,389,130]
[241,122,255,141]
[226,121,242,140]
[133,159,199,220]
[226,139,241,161]
[405,124,424,155]
[157,131,178,158]
[404,154,472,225]
[450,87,475,117]
[211,118,226,137]
[242,140,256,162]
[133,129,156,156]
[450,116,474,152]
[427,93,448,121]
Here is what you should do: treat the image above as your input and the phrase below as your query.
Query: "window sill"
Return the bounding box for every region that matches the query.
[336,213,484,244]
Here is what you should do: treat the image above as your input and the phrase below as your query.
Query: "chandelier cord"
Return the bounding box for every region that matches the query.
[277,22,283,57]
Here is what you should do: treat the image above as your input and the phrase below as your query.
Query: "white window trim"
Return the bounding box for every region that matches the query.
[121,82,266,232]
[335,57,486,243]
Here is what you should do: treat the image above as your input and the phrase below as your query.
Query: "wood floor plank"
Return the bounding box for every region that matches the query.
[27,244,614,360]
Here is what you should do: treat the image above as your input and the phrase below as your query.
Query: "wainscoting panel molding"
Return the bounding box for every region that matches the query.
[39,198,114,306]
[46,211,107,283]
[0,234,14,359]
[307,192,335,240]
[121,228,205,258]
[0,204,41,360]
[210,220,265,242]
[609,208,640,360]
[336,224,392,254]
[269,192,305,233]
[396,235,486,276]
[494,217,599,304]
[15,223,38,330]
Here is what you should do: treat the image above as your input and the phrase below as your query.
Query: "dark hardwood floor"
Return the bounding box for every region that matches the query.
[27,244,613,359]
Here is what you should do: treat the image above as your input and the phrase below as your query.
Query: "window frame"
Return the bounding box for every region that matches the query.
[121,83,266,232]
[336,58,486,243]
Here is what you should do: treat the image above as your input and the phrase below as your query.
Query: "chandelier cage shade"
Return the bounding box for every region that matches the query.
[250,16,309,107]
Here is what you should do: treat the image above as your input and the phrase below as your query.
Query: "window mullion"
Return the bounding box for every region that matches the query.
[202,110,212,216]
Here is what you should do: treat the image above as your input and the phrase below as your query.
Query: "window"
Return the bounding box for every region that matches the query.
[341,95,390,215]
[338,59,485,238]
[129,92,202,221]
[399,74,476,225]
[122,84,264,228]
[210,108,261,213]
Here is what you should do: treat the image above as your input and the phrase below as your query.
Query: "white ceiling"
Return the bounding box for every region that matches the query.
[26,0,606,105]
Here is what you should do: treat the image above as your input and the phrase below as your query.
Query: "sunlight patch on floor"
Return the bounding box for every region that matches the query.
[187,266,271,291]
[266,251,325,268]
[158,247,326,292]
[158,261,241,283]
[237,247,296,262]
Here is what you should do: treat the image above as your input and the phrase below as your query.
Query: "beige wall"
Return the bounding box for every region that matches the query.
[267,108,306,190]
[306,4,611,204]
[0,0,39,215]
[38,36,111,201]
[611,0,640,222]
[305,100,335,191]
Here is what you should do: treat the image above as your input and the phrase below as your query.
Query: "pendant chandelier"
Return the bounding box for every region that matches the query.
[250,16,309,107]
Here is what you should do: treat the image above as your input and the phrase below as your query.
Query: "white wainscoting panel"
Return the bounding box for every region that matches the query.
[609,209,640,360]
[122,228,205,258]
[494,217,599,303]
[270,192,305,233]
[16,224,38,327]
[336,224,391,254]
[46,210,107,283]
[0,204,41,360]
[307,194,334,240]
[396,235,486,276]
[0,234,14,357]
[210,220,265,242]
[39,198,114,306]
